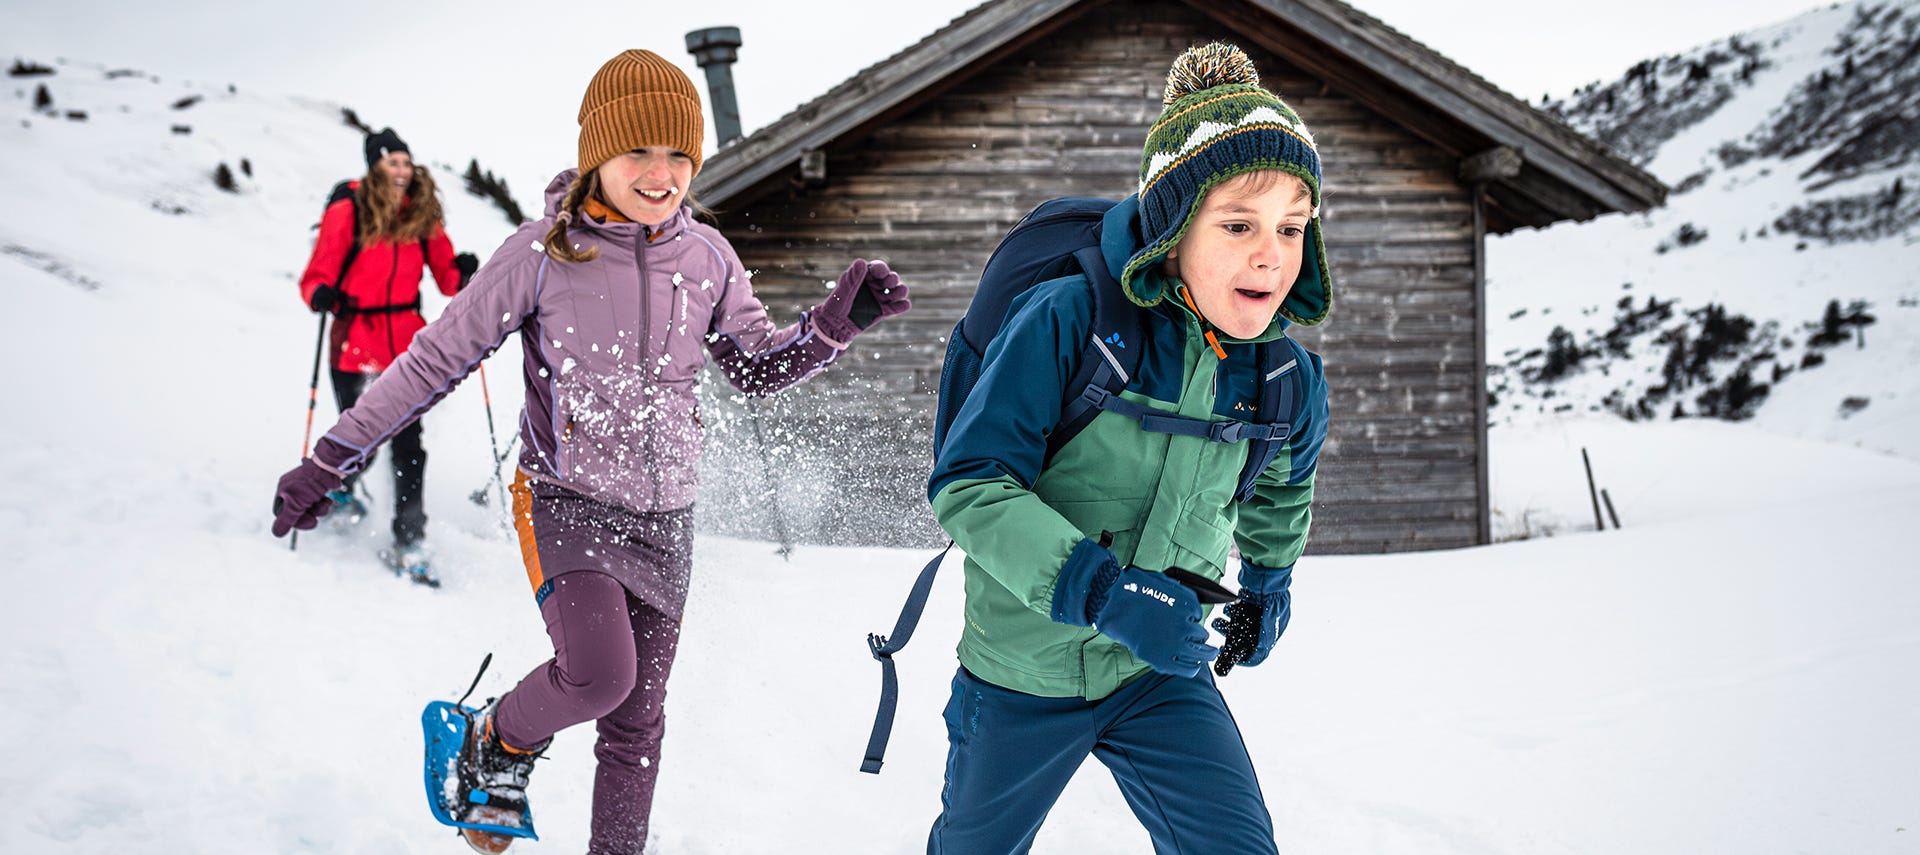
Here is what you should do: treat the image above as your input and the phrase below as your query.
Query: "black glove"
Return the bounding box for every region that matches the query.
[309,284,344,314]
[454,252,479,289]
[1212,599,1265,676]
[1210,563,1292,677]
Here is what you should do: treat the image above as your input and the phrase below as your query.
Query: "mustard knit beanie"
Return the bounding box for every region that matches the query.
[577,49,706,177]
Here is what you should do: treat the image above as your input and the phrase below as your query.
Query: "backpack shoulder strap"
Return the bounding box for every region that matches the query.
[326,180,365,288]
[1048,246,1144,462]
[326,180,357,208]
[1233,338,1305,502]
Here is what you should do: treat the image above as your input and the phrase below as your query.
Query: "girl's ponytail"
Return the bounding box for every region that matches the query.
[542,170,603,264]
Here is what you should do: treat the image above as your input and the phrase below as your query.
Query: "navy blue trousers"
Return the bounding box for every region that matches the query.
[926,667,1277,855]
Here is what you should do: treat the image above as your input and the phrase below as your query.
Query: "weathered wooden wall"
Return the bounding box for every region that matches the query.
[696,0,1485,554]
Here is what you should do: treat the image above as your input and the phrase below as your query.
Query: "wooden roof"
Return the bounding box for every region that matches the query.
[691,0,1666,234]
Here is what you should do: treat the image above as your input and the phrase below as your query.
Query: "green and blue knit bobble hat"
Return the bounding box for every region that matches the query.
[1122,43,1332,328]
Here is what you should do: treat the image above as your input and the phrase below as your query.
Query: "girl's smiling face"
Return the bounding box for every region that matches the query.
[594,146,695,226]
[1162,171,1314,340]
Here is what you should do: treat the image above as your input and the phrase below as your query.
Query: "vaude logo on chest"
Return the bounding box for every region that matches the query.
[1122,582,1177,607]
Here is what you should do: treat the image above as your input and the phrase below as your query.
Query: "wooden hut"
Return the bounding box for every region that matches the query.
[689,0,1665,553]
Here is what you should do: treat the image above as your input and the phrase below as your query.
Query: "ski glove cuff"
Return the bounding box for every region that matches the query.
[1095,566,1219,677]
[310,436,358,477]
[1049,537,1123,626]
[1212,561,1293,675]
[812,258,910,347]
[271,457,344,538]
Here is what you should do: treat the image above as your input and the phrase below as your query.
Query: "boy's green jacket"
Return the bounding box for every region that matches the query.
[928,196,1331,700]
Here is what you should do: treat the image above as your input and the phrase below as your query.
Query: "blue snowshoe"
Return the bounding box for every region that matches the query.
[423,699,542,853]
[326,488,368,529]
[380,542,441,588]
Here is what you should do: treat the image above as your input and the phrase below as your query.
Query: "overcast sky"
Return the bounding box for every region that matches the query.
[11,0,1831,203]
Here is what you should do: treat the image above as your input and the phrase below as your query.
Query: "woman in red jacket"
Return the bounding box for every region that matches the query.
[297,127,476,572]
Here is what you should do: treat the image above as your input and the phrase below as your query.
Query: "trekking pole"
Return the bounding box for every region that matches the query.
[746,401,794,560]
[470,434,520,504]
[476,362,509,511]
[291,311,329,551]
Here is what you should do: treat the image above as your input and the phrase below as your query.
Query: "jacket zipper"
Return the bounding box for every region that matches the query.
[636,229,654,498]
[636,231,651,364]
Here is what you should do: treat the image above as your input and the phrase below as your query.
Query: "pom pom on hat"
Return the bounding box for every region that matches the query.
[1162,43,1261,104]
[577,49,706,177]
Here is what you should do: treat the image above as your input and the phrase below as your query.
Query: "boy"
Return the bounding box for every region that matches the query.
[925,43,1332,853]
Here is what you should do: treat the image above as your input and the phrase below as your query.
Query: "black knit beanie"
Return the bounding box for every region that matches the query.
[364,127,410,169]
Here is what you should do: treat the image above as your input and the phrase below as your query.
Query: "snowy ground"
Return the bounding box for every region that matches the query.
[4,45,1918,855]
[4,302,1917,854]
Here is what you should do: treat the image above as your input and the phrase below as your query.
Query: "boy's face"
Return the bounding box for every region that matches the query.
[1163,172,1313,340]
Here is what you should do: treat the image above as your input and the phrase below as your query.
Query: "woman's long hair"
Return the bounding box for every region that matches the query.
[357,161,444,246]
[541,169,712,264]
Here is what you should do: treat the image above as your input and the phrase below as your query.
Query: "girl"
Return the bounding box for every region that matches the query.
[296,126,478,570]
[270,49,910,854]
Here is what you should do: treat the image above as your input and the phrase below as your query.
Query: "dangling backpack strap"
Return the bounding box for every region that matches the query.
[861,543,954,774]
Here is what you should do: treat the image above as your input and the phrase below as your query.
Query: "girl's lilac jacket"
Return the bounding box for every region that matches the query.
[313,169,845,513]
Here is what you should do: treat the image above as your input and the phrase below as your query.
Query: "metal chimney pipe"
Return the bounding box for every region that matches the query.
[685,26,745,147]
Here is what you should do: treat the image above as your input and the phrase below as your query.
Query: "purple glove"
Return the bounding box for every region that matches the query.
[811,258,910,346]
[271,457,344,537]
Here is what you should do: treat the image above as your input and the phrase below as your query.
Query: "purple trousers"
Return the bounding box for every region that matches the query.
[494,572,679,855]
[497,475,693,855]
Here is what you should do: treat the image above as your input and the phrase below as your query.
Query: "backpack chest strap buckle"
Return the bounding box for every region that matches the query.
[1079,384,1115,410]
[1084,384,1291,445]
[1208,420,1289,443]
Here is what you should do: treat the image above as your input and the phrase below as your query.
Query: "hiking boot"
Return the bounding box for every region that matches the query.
[457,701,546,854]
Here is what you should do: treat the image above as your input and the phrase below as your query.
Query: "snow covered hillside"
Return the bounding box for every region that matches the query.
[3,37,1917,855]
[1488,0,1920,462]
[1,54,533,485]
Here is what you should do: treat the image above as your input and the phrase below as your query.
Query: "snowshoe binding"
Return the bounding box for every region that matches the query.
[326,487,368,529]
[380,542,440,588]
[423,697,544,853]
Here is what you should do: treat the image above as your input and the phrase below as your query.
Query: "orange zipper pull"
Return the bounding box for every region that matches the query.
[1177,285,1229,360]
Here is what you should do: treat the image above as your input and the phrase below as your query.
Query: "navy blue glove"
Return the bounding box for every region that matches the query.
[1096,567,1219,676]
[1049,538,1218,677]
[1211,562,1292,676]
